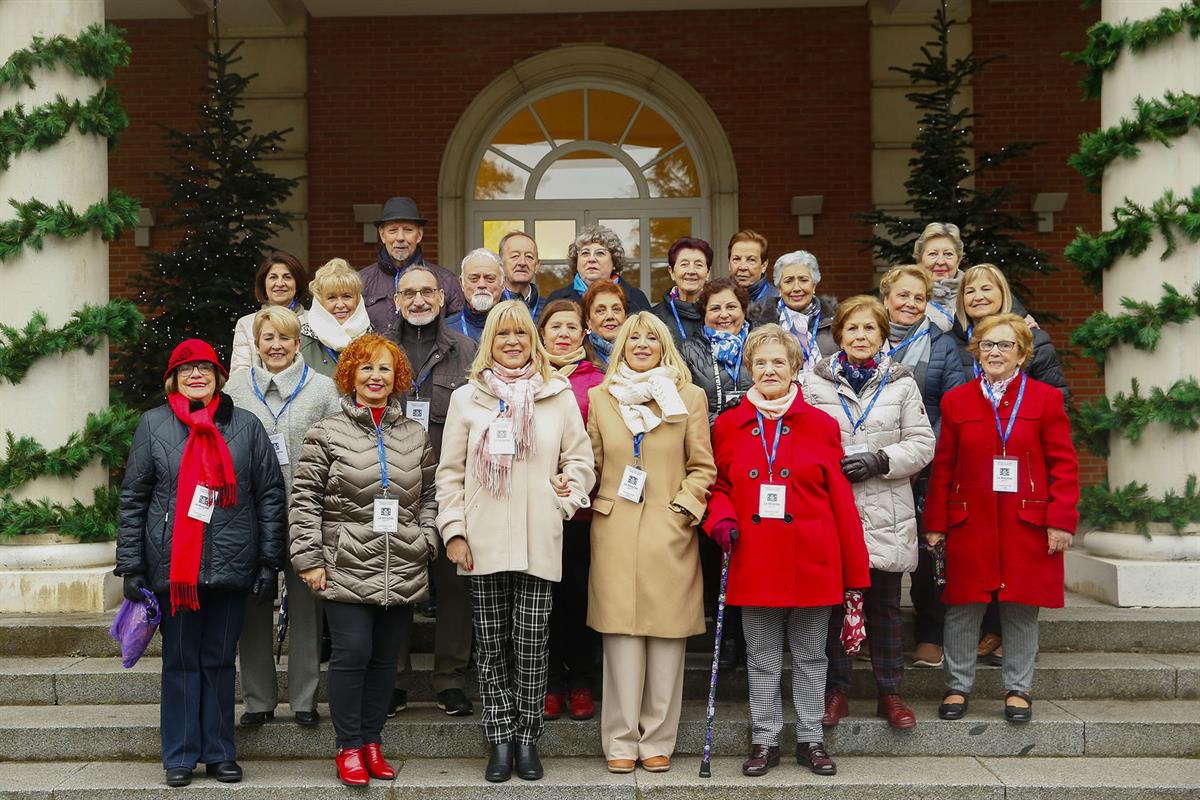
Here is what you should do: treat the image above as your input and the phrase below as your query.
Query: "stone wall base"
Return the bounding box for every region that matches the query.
[1065,550,1200,607]
[0,565,122,613]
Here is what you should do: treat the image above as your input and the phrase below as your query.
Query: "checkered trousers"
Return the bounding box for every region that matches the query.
[743,605,831,745]
[470,571,554,745]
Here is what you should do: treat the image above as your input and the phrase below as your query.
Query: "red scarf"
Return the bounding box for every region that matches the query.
[168,393,238,614]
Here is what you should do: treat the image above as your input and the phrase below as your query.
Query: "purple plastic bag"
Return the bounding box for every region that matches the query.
[108,588,161,668]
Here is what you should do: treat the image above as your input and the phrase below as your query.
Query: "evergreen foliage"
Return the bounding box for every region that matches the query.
[0,23,131,91]
[0,190,139,262]
[1080,475,1200,536]
[0,487,119,543]
[0,88,129,170]
[1073,378,1200,457]
[0,404,139,491]
[1070,92,1200,192]
[1071,283,1200,364]
[0,300,142,384]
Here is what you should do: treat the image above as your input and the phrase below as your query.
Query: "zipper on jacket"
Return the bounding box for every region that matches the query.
[379,424,392,609]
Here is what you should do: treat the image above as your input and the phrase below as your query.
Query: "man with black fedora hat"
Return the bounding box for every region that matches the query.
[360,197,465,334]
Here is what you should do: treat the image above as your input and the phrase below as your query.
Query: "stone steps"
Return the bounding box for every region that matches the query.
[1,756,1199,799]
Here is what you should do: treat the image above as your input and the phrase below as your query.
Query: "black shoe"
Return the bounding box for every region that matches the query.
[205,761,243,783]
[436,688,474,716]
[238,710,274,727]
[795,741,836,776]
[294,709,320,727]
[386,689,408,718]
[417,601,437,617]
[164,767,192,787]
[485,742,514,782]
[938,690,969,721]
[514,742,543,781]
[1004,690,1033,724]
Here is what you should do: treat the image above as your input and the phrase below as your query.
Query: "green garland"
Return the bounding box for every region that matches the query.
[0,88,129,171]
[1065,186,1200,290]
[0,189,139,262]
[1080,475,1200,536]
[1066,1,1200,100]
[0,486,119,543]
[0,23,131,92]
[1073,378,1200,457]
[1070,92,1200,192]
[1071,283,1200,364]
[0,404,139,491]
[0,300,142,385]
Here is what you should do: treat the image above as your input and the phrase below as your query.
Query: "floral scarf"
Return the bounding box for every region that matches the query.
[472,364,544,496]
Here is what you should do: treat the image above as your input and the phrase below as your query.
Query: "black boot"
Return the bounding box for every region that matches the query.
[204,761,243,783]
[485,742,514,783]
[164,767,192,787]
[515,742,543,781]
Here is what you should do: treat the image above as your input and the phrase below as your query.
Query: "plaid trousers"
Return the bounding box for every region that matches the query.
[470,571,553,745]
[826,568,904,695]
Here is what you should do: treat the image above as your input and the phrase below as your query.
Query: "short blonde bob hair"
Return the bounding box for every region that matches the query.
[252,305,302,343]
[599,312,692,391]
[912,222,964,261]
[879,264,934,300]
[968,313,1033,368]
[744,323,804,380]
[309,258,363,301]
[831,295,890,347]
[955,263,1013,328]
[468,300,554,383]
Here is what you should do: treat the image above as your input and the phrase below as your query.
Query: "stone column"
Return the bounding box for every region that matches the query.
[0,0,120,611]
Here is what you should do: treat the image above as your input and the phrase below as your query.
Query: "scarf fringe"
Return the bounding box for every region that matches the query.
[170,582,199,615]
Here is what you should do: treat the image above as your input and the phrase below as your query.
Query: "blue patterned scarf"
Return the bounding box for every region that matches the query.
[588,331,614,366]
[837,352,879,395]
[703,322,750,382]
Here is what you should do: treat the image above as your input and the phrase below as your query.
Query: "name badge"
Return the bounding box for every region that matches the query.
[268,432,289,466]
[187,486,217,523]
[406,400,431,431]
[489,418,515,455]
[844,443,870,456]
[759,484,786,519]
[373,495,400,533]
[993,457,1019,493]
[617,465,648,503]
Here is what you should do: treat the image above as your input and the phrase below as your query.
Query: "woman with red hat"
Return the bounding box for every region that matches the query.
[115,339,288,788]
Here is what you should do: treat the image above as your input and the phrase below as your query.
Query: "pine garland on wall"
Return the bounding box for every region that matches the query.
[1071,283,1200,364]
[1070,91,1200,192]
[0,88,129,170]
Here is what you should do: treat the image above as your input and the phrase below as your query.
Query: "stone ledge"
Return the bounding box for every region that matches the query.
[1066,551,1200,607]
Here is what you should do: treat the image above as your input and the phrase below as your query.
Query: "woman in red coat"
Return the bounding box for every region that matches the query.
[704,324,870,778]
[923,314,1078,725]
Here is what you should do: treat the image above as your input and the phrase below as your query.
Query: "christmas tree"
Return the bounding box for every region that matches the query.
[116,8,297,408]
[859,1,1052,300]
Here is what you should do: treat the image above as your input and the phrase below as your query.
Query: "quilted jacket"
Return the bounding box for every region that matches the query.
[289,395,438,606]
[115,393,288,592]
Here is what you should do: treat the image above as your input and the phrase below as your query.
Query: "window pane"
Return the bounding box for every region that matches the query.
[649,217,692,259]
[589,90,641,145]
[533,89,584,145]
[533,219,577,261]
[482,219,524,253]
[474,152,527,200]
[598,218,641,262]
[650,261,674,304]
[621,104,682,166]
[645,149,700,198]
[492,106,552,169]
[536,262,574,299]
[536,151,637,200]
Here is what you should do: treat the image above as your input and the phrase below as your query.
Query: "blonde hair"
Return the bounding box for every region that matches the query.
[956,264,1013,328]
[880,264,934,300]
[968,313,1033,367]
[599,312,692,391]
[831,295,890,346]
[308,258,363,301]
[744,323,804,379]
[913,222,964,261]
[252,305,302,343]
[468,300,553,383]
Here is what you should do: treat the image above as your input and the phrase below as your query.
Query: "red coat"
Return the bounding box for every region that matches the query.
[704,392,871,608]
[923,375,1079,608]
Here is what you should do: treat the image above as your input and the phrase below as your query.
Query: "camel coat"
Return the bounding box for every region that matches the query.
[586,383,716,639]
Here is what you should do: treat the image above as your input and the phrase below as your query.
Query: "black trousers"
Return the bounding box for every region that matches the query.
[909,541,946,645]
[548,520,599,693]
[324,600,412,749]
[699,530,743,658]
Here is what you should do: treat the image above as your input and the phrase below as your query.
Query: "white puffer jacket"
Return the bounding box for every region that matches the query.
[801,354,935,573]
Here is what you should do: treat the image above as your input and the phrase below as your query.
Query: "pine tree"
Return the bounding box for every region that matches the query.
[116,10,298,408]
[859,0,1053,300]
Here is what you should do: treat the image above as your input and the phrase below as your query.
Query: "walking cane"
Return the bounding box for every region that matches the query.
[274,585,289,665]
[699,550,732,778]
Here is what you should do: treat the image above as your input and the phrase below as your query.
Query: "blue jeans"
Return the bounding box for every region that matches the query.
[157,588,246,768]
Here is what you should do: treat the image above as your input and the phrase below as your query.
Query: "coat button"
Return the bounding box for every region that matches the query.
[749,469,759,478]
[780,468,790,478]
[751,427,760,436]
[751,514,761,524]
[782,426,790,435]
[784,513,794,523]
[1000,582,1006,589]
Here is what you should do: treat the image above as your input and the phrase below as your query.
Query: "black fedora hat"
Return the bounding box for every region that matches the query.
[374,196,427,226]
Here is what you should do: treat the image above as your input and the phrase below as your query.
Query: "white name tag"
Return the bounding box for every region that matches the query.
[406,400,431,431]
[268,432,289,466]
[187,486,217,522]
[373,496,400,533]
[617,465,648,503]
[993,457,1019,493]
[844,443,870,456]
[759,484,786,519]
[489,418,515,455]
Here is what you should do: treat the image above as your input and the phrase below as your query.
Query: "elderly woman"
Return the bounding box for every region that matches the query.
[650,236,712,343]
[587,312,715,774]
[116,339,286,787]
[801,296,935,731]
[749,250,836,373]
[436,300,595,783]
[299,258,372,377]
[230,251,311,374]
[290,333,437,786]
[226,306,341,729]
[546,224,652,312]
[705,325,870,777]
[582,278,629,369]
[537,299,605,722]
[924,314,1079,723]
[914,222,965,332]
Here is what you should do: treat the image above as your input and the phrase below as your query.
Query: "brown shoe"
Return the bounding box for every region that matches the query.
[742,744,780,777]
[986,644,1005,667]
[640,755,670,772]
[821,689,849,727]
[606,759,635,774]
[912,642,944,668]
[877,693,917,729]
[977,633,1002,659]
[795,741,837,776]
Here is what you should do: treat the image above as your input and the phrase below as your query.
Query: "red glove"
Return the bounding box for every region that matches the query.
[840,589,866,656]
[709,519,739,554]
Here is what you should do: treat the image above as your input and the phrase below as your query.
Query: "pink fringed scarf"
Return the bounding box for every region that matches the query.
[472,364,544,497]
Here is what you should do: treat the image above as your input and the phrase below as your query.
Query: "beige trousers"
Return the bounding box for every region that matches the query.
[600,634,687,761]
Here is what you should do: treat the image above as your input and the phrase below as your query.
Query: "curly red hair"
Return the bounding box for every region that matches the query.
[334,333,413,398]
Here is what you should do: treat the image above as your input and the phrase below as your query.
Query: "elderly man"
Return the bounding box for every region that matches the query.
[728,229,779,306]
[498,230,546,322]
[453,248,504,342]
[388,265,478,718]
[361,196,465,333]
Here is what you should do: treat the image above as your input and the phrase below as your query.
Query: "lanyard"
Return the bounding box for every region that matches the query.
[965,323,983,378]
[250,365,308,429]
[324,346,339,364]
[411,362,437,399]
[838,370,890,433]
[754,280,770,303]
[288,299,300,312]
[633,432,645,466]
[887,326,931,359]
[375,418,390,493]
[668,297,687,340]
[930,301,954,326]
[459,314,471,337]
[755,411,783,480]
[984,372,1027,455]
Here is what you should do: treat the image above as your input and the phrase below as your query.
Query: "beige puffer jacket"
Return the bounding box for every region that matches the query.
[290,395,438,606]
[801,354,935,574]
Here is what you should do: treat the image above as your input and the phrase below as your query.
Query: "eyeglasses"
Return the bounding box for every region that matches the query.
[979,340,1017,353]
[397,287,440,301]
[178,362,216,376]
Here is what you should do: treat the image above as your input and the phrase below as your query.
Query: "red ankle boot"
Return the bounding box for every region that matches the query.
[335,747,370,786]
[363,743,397,780]
[568,687,595,720]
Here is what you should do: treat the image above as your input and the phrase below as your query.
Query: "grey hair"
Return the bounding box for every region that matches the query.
[567,224,626,275]
[773,250,821,286]
[460,247,503,275]
[913,222,964,260]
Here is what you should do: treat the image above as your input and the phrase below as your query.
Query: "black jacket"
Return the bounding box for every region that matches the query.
[115,393,287,593]
[650,293,704,344]
[546,277,653,314]
[391,315,477,458]
[680,333,754,425]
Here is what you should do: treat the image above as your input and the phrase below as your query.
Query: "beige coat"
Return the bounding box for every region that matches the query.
[435,373,595,581]
[586,383,716,639]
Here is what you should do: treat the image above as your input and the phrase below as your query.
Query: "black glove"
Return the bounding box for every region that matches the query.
[122,573,148,602]
[252,566,278,602]
[840,450,890,483]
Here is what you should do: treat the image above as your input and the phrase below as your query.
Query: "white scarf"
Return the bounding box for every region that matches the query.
[306,297,371,351]
[747,383,798,420]
[606,363,688,435]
